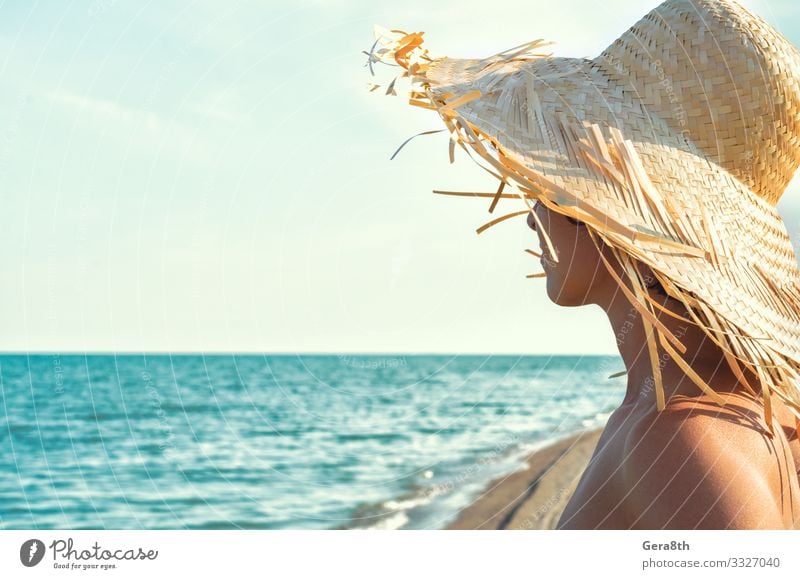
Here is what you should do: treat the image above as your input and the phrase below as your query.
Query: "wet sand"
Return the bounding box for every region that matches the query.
[446,428,603,529]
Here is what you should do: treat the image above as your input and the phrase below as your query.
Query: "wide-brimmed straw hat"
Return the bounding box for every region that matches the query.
[365,0,800,434]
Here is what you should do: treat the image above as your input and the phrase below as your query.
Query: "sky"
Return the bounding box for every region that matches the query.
[1,0,799,354]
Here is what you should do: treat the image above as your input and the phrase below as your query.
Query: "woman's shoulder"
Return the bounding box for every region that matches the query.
[625,390,790,476]
[619,392,797,529]
[640,389,798,451]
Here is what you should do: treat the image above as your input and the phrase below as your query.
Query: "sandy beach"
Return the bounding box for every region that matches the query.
[446,428,603,529]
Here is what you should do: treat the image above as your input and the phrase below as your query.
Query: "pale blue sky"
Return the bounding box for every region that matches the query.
[1,0,799,353]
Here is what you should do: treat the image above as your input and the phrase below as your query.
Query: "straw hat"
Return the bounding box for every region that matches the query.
[366,0,800,434]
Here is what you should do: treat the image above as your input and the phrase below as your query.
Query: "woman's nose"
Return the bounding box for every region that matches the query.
[526,211,537,231]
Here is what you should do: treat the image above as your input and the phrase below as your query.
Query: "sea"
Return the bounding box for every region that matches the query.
[0,354,625,530]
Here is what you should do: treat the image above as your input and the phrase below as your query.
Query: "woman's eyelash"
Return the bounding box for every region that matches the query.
[533,199,582,226]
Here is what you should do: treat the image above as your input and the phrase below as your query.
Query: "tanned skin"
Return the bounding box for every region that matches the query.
[526,201,800,529]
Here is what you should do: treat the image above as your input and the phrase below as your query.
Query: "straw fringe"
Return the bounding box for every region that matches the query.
[432,189,520,201]
[621,255,667,411]
[475,210,529,234]
[488,180,507,213]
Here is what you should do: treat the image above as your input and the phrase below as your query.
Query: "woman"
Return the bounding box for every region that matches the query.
[528,201,800,529]
[368,0,800,528]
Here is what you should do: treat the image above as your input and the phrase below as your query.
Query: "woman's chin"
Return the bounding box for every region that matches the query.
[546,281,587,307]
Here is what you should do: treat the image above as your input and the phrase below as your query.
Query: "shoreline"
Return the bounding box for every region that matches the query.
[445,427,604,529]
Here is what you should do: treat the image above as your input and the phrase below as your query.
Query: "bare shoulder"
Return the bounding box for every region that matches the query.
[620,393,791,529]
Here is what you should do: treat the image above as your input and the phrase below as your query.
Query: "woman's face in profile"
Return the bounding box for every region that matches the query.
[527,200,608,307]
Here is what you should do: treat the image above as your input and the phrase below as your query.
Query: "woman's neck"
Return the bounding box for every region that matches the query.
[602,289,743,410]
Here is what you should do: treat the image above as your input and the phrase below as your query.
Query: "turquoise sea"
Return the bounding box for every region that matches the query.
[0,354,624,529]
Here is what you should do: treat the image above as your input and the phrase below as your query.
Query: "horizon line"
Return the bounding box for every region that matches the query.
[0,351,621,357]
